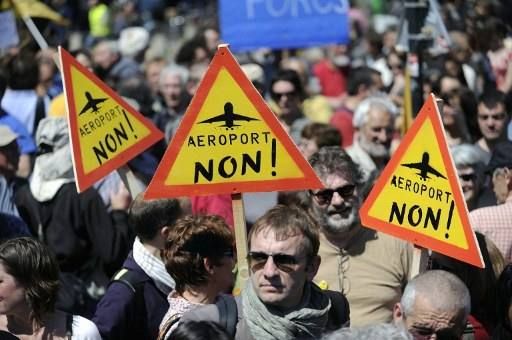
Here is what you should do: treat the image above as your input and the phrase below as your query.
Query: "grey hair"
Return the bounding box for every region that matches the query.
[159,64,189,86]
[451,144,490,168]
[353,96,398,128]
[308,146,364,185]
[322,323,413,340]
[95,40,119,55]
[401,270,471,318]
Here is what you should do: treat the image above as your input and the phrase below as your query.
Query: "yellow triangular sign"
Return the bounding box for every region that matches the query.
[360,94,483,268]
[145,45,323,198]
[59,47,163,192]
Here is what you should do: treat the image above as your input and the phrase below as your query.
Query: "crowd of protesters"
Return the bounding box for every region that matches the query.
[0,0,512,339]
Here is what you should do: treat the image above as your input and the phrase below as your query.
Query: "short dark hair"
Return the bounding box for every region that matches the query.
[478,89,506,111]
[301,122,342,148]
[309,146,364,185]
[248,205,320,259]
[129,195,183,242]
[347,67,378,96]
[163,215,233,294]
[0,237,60,325]
[270,69,305,100]
[170,320,232,340]
[5,53,39,90]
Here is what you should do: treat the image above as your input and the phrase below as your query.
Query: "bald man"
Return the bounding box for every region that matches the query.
[393,270,470,339]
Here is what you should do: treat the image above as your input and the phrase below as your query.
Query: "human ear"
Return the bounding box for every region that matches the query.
[306,255,321,281]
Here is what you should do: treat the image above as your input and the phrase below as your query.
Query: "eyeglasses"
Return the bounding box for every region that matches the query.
[247,251,302,273]
[271,90,297,102]
[310,184,356,205]
[459,173,476,182]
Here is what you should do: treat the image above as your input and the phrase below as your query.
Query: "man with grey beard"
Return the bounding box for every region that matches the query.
[308,147,412,327]
[347,96,398,181]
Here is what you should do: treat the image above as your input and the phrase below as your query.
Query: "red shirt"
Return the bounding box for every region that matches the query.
[313,59,347,97]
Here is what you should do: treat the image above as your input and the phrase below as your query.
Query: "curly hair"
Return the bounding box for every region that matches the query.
[0,237,60,325]
[163,215,234,294]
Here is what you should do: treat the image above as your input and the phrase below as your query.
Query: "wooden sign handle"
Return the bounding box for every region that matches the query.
[409,246,429,280]
[231,193,249,293]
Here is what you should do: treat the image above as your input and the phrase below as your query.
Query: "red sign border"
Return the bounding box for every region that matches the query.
[59,47,164,192]
[359,94,483,268]
[144,45,323,198]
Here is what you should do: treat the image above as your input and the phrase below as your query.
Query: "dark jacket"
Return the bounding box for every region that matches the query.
[15,183,133,318]
[93,253,170,340]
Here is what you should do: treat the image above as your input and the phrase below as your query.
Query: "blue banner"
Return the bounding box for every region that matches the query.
[219,0,350,52]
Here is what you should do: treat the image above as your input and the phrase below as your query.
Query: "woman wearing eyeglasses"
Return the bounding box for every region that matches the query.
[158,215,235,339]
[450,144,488,211]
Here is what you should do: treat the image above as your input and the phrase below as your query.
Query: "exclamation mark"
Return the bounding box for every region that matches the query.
[445,199,455,239]
[122,109,137,139]
[271,138,276,176]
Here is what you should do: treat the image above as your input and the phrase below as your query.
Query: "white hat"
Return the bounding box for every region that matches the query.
[119,27,150,58]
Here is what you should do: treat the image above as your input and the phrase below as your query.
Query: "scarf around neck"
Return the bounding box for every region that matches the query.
[133,237,175,295]
[242,280,331,340]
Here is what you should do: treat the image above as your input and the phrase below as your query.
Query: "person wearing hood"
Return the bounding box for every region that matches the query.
[14,117,133,317]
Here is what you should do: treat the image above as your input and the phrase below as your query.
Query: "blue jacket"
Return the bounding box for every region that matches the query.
[93,253,169,340]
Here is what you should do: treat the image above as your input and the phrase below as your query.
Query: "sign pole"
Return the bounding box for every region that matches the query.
[409,246,429,279]
[231,193,249,293]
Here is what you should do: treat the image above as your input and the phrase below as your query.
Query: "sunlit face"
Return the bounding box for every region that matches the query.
[92,43,116,70]
[477,103,508,141]
[0,262,26,316]
[271,80,301,116]
[145,61,165,96]
[310,174,360,234]
[395,296,466,340]
[457,166,478,204]
[358,108,395,159]
[249,228,311,310]
[160,73,184,110]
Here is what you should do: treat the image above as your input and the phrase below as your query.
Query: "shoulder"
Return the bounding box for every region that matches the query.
[72,315,102,339]
[180,302,221,323]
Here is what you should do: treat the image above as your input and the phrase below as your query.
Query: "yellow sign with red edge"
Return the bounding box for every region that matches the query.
[360,94,484,268]
[144,45,323,198]
[59,47,163,192]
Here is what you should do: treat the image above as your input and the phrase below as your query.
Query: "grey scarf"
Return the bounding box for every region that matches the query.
[242,281,331,340]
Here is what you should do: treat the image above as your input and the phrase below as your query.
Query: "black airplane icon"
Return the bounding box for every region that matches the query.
[198,102,258,130]
[401,152,446,181]
[79,92,108,115]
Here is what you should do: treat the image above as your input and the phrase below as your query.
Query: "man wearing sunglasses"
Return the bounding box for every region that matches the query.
[308,146,412,327]
[182,205,349,339]
[393,270,470,340]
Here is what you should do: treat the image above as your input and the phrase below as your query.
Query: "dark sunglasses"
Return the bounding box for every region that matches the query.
[459,173,476,182]
[247,251,301,273]
[271,90,297,102]
[310,184,356,205]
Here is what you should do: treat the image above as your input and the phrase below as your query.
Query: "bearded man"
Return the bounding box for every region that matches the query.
[307,146,412,327]
[347,96,398,181]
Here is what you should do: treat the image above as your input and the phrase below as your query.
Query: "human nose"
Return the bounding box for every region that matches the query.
[262,256,279,277]
[330,191,345,206]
